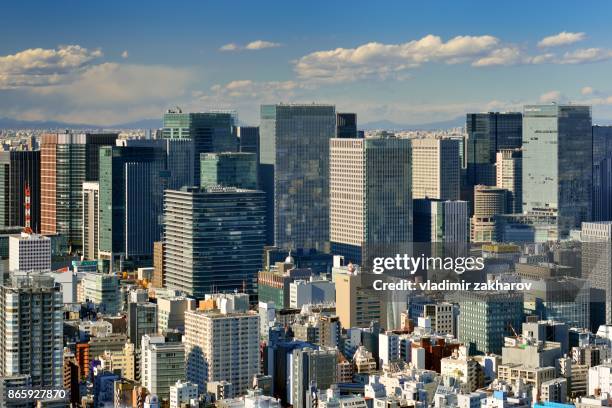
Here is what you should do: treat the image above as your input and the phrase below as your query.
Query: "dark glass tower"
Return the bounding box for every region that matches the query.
[336,113,359,138]
[0,151,40,231]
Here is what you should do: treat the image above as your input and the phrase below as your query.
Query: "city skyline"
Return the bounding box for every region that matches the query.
[2,1,612,126]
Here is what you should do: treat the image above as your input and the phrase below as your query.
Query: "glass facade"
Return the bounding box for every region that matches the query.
[162,110,237,186]
[200,152,257,190]
[592,125,612,221]
[164,187,266,301]
[260,104,336,251]
[0,151,40,231]
[523,105,592,237]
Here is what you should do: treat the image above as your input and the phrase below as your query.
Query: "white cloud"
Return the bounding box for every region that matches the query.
[581,86,594,95]
[0,45,102,88]
[559,48,612,64]
[539,90,562,103]
[121,50,129,59]
[294,34,500,82]
[220,40,281,52]
[245,40,281,50]
[538,32,586,48]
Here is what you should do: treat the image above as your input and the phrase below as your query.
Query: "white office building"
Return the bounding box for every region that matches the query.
[8,232,51,272]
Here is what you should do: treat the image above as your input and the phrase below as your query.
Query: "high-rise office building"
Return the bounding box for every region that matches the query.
[412,138,461,201]
[458,291,523,354]
[523,105,592,237]
[334,265,382,329]
[593,126,612,221]
[184,306,259,395]
[0,272,63,387]
[471,185,507,243]
[162,108,237,185]
[164,187,266,300]
[413,199,469,244]
[330,137,412,263]
[8,232,51,272]
[164,138,195,190]
[236,126,260,155]
[40,133,117,248]
[82,272,121,315]
[291,347,337,408]
[141,334,185,400]
[581,222,612,327]
[0,151,40,232]
[200,152,257,189]
[82,182,99,260]
[98,145,166,268]
[336,113,359,138]
[496,149,523,214]
[260,104,336,249]
[466,112,522,187]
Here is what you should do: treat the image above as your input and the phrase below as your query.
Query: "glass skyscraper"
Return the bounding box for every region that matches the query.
[592,125,612,221]
[162,108,237,186]
[260,104,336,251]
[523,105,592,237]
[163,187,266,301]
[98,145,166,267]
[0,151,40,231]
[200,152,257,190]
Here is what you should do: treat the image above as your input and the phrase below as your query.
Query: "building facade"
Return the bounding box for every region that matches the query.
[411,138,460,201]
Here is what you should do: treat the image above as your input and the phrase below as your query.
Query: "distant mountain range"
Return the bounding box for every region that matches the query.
[0,117,162,130]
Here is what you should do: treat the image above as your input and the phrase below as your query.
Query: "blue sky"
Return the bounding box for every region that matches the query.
[1,0,612,126]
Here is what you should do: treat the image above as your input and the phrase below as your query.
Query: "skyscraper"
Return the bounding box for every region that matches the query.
[0,151,40,232]
[82,181,99,260]
[336,113,359,138]
[184,304,259,395]
[413,199,469,244]
[466,112,522,187]
[291,347,338,408]
[581,222,612,327]
[0,272,64,388]
[523,105,592,237]
[496,148,523,214]
[260,104,336,250]
[162,108,237,185]
[236,126,260,155]
[98,145,166,268]
[200,152,257,189]
[593,126,612,221]
[8,232,51,272]
[40,132,117,249]
[164,187,266,300]
[330,137,412,263]
[470,185,507,243]
[411,138,461,201]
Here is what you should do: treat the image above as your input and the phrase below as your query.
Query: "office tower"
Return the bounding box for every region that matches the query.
[288,278,335,308]
[260,104,336,249]
[330,137,412,263]
[496,148,523,214]
[581,222,612,327]
[593,126,612,221]
[8,232,51,271]
[156,295,196,333]
[336,113,359,138]
[141,334,185,400]
[82,182,99,260]
[0,273,63,387]
[164,138,195,190]
[0,151,40,231]
[424,303,455,336]
[127,302,158,349]
[236,126,260,155]
[162,108,237,185]
[335,265,382,329]
[466,112,522,187]
[523,105,592,237]
[184,306,259,395]
[98,145,166,268]
[164,187,265,300]
[413,199,469,244]
[82,272,121,314]
[200,152,258,189]
[458,292,523,354]
[412,138,461,201]
[291,347,337,408]
[40,132,118,248]
[471,185,507,243]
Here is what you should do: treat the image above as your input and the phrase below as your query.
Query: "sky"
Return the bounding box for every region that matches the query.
[2,0,612,126]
